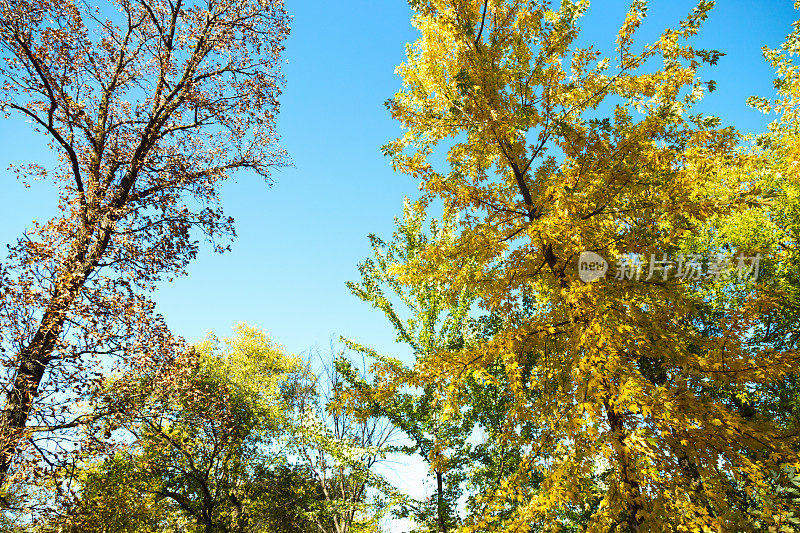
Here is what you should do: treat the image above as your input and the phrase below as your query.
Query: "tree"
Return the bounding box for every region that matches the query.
[340,201,555,530]
[288,349,396,533]
[41,327,395,533]
[340,200,477,533]
[103,324,300,533]
[675,12,800,527]
[44,452,185,533]
[24,323,303,533]
[26,325,381,533]
[252,462,338,533]
[0,0,289,491]
[382,0,800,531]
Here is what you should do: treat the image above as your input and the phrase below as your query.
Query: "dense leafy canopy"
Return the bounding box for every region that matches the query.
[377,0,800,531]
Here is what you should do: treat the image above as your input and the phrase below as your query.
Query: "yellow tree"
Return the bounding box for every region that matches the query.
[383,0,800,531]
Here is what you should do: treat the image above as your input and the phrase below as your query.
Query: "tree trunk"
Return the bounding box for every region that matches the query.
[604,398,644,533]
[436,469,447,533]
[0,221,111,489]
[1,294,76,485]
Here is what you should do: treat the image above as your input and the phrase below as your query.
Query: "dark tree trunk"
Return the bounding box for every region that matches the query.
[0,221,112,489]
[605,398,644,533]
[436,469,447,533]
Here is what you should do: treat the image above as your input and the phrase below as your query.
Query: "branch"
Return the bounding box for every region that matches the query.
[474,0,489,47]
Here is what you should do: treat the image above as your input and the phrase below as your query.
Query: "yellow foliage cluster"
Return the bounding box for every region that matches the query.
[382,1,800,531]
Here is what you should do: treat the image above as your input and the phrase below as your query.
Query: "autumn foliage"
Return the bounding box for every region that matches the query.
[2,0,800,531]
[374,0,800,531]
[0,0,289,490]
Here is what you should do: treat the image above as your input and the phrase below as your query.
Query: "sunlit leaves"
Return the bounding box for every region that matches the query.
[383,0,800,531]
[0,0,290,495]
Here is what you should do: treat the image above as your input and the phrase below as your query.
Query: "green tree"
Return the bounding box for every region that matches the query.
[339,200,480,532]
[49,453,185,533]
[342,203,576,529]
[288,351,396,533]
[251,463,336,533]
[77,324,301,533]
[42,326,391,533]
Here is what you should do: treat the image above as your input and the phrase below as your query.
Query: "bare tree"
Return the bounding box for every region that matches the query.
[287,349,396,533]
[0,0,290,491]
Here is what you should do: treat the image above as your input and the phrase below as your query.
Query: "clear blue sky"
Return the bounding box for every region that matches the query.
[1,0,798,362]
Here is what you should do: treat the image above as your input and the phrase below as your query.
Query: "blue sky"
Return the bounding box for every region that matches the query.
[146,0,796,360]
[1,0,798,379]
